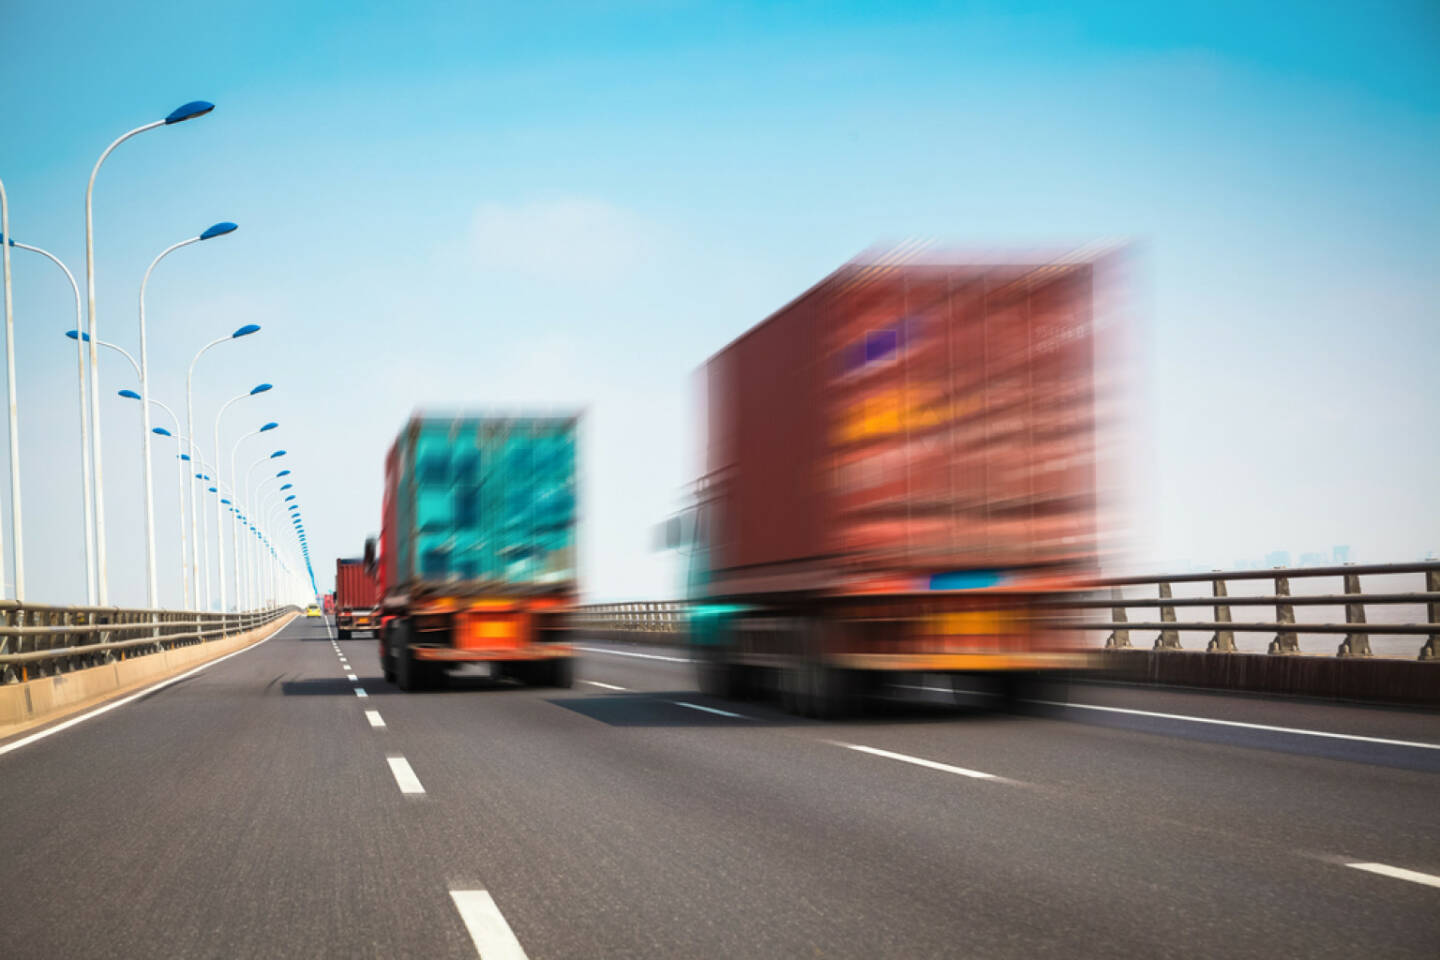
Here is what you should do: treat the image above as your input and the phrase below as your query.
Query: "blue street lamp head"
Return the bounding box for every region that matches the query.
[199,221,238,241]
[153,427,172,437]
[280,483,293,491]
[249,382,271,395]
[276,469,291,478]
[220,498,232,505]
[208,486,217,492]
[66,330,92,342]
[259,422,278,433]
[164,100,214,124]
[118,389,141,400]
[285,494,295,502]
[233,324,261,339]
[180,454,191,462]
[271,450,286,458]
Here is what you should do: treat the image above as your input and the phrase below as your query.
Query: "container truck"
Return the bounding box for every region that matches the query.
[673,247,1116,717]
[334,558,379,638]
[370,414,579,691]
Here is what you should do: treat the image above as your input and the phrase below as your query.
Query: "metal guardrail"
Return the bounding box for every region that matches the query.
[0,604,297,684]
[574,561,1440,661]
[571,602,685,636]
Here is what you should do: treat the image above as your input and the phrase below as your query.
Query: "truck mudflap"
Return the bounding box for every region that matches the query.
[827,651,1096,672]
[411,642,574,662]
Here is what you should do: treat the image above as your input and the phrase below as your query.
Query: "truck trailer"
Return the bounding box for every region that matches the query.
[676,247,1116,717]
[334,558,379,638]
[371,414,579,691]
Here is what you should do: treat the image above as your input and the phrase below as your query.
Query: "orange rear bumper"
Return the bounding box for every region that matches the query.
[412,643,573,663]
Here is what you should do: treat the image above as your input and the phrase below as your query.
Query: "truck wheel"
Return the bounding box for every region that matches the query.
[997,671,1036,713]
[397,649,427,692]
[380,627,396,683]
[549,658,575,689]
[807,663,858,720]
[338,628,351,640]
[779,662,809,716]
[698,646,755,700]
[696,646,731,697]
[393,623,425,692]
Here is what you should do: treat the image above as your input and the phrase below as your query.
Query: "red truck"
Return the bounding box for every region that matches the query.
[675,247,1117,716]
[334,558,379,639]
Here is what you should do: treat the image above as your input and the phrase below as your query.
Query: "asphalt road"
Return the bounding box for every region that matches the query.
[1,615,1437,959]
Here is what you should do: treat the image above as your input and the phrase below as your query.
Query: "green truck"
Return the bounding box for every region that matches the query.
[369,414,580,691]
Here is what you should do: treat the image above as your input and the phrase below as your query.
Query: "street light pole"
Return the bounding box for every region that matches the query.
[11,247,95,605]
[213,398,271,611]
[85,101,214,606]
[137,223,236,610]
[121,391,194,609]
[241,450,284,608]
[226,424,277,610]
[0,180,21,600]
[187,326,260,610]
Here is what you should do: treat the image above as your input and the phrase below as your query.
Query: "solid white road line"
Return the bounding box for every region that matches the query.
[355,688,368,698]
[347,674,359,682]
[450,890,530,960]
[672,700,747,719]
[581,680,627,691]
[365,710,386,728]
[1035,700,1440,751]
[575,645,692,663]
[831,741,1000,781]
[1346,862,1440,889]
[387,756,425,795]
[0,619,286,759]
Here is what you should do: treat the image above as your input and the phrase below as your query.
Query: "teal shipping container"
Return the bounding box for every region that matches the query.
[380,414,579,597]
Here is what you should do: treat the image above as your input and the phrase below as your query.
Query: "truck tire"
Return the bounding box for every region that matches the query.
[775,618,853,718]
[808,664,858,720]
[380,625,396,683]
[696,645,732,698]
[779,662,809,716]
[996,671,1037,713]
[338,628,351,640]
[548,657,575,689]
[393,622,425,692]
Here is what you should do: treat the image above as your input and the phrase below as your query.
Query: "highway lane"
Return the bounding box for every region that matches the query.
[0,621,1436,959]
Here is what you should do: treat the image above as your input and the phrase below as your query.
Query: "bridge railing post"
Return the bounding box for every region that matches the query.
[1206,575,1235,652]
[1268,574,1299,654]
[1422,570,1439,661]
[1104,587,1130,649]
[1153,582,1180,650]
[1337,572,1371,657]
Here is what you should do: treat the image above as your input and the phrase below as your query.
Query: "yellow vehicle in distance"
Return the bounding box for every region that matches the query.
[305,604,322,618]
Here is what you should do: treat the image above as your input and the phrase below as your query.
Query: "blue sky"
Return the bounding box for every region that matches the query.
[2,1,1437,604]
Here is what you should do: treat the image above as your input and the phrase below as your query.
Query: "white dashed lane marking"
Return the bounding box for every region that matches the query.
[387,756,425,795]
[450,890,530,959]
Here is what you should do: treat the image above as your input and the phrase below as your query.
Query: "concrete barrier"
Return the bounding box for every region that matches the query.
[1092,650,1440,707]
[0,613,297,740]
[574,631,1440,707]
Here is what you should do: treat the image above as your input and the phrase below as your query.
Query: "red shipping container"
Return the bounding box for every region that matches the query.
[701,248,1113,597]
